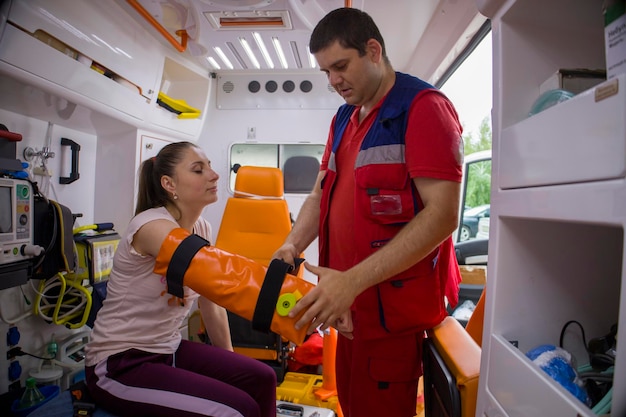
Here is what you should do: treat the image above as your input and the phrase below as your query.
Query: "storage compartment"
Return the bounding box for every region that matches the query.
[488,216,622,416]
[499,75,626,189]
[148,57,210,137]
[487,335,594,416]
[498,0,605,129]
[0,24,149,121]
[0,0,210,139]
[3,0,161,102]
[494,217,621,360]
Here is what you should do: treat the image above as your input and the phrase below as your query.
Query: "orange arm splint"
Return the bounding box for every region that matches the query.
[153,228,314,345]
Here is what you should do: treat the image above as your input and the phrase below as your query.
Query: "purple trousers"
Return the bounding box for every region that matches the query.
[85,340,277,417]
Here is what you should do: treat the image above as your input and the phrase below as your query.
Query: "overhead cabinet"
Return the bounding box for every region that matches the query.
[0,0,210,139]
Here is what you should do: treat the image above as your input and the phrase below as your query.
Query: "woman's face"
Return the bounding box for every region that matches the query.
[169,146,220,208]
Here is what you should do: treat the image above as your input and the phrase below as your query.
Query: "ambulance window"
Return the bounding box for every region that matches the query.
[229,143,324,193]
[438,23,493,246]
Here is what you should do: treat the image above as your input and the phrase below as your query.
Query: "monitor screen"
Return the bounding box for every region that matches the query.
[0,186,12,233]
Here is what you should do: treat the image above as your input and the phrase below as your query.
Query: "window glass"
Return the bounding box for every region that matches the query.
[229,143,324,193]
[459,157,492,242]
[440,32,493,245]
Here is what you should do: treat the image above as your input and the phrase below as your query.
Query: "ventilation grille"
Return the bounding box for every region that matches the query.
[223,81,235,93]
[203,10,292,30]
[216,73,342,110]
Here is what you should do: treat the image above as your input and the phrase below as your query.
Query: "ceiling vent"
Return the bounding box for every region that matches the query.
[222,81,235,93]
[198,0,277,9]
[203,10,292,30]
[217,73,342,110]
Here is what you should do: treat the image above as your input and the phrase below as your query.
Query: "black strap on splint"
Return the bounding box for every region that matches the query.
[252,258,304,333]
[166,234,210,299]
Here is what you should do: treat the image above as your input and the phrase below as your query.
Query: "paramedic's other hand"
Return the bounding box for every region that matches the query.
[334,310,354,340]
[271,243,301,273]
[289,262,358,335]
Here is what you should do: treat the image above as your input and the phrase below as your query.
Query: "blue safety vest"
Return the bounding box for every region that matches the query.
[319,72,451,337]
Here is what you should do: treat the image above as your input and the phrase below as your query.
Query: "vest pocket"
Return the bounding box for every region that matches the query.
[356,164,415,225]
[377,267,444,334]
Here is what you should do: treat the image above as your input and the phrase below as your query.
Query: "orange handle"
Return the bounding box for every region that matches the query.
[126,0,188,52]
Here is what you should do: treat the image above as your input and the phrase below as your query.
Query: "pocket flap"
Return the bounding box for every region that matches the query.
[369,356,420,383]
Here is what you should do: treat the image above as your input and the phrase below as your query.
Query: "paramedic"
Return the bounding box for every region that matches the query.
[272,8,464,417]
[84,141,276,417]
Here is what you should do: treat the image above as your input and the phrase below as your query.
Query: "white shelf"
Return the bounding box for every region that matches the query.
[487,335,599,416]
[499,75,626,189]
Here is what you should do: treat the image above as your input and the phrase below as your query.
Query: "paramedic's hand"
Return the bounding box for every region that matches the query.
[289,262,358,336]
[271,243,301,273]
[334,310,354,340]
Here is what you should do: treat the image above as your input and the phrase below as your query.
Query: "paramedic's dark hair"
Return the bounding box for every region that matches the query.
[309,7,389,64]
[135,141,198,218]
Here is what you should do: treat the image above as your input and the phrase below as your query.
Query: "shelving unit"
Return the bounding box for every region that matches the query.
[477,0,624,416]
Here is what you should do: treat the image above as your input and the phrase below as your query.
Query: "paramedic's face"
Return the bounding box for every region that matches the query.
[173,147,219,207]
[316,40,381,108]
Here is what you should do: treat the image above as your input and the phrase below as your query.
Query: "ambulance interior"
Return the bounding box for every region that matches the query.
[0,0,623,416]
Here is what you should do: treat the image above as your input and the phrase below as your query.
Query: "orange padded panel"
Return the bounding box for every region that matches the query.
[216,198,292,266]
[216,165,292,266]
[234,166,284,198]
[428,316,481,417]
[465,290,485,347]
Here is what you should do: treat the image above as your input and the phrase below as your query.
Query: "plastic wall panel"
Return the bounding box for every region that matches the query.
[216,72,343,110]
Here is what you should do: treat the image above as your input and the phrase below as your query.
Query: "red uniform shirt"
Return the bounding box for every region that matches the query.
[320,90,463,272]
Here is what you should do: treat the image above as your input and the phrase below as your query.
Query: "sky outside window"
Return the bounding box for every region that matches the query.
[440,33,493,143]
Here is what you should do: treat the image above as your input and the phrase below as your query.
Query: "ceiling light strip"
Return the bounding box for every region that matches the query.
[239,37,260,69]
[207,56,221,70]
[214,46,234,69]
[253,32,274,69]
[272,37,289,69]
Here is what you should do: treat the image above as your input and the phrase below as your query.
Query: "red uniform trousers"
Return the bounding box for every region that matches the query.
[335,327,424,417]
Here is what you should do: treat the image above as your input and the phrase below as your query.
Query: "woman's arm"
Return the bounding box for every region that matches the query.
[198,297,234,351]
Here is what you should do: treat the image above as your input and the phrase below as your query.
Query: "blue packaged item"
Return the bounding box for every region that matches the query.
[526,344,590,406]
[528,89,575,116]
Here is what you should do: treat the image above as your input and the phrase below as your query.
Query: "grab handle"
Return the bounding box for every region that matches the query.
[60,137,80,184]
